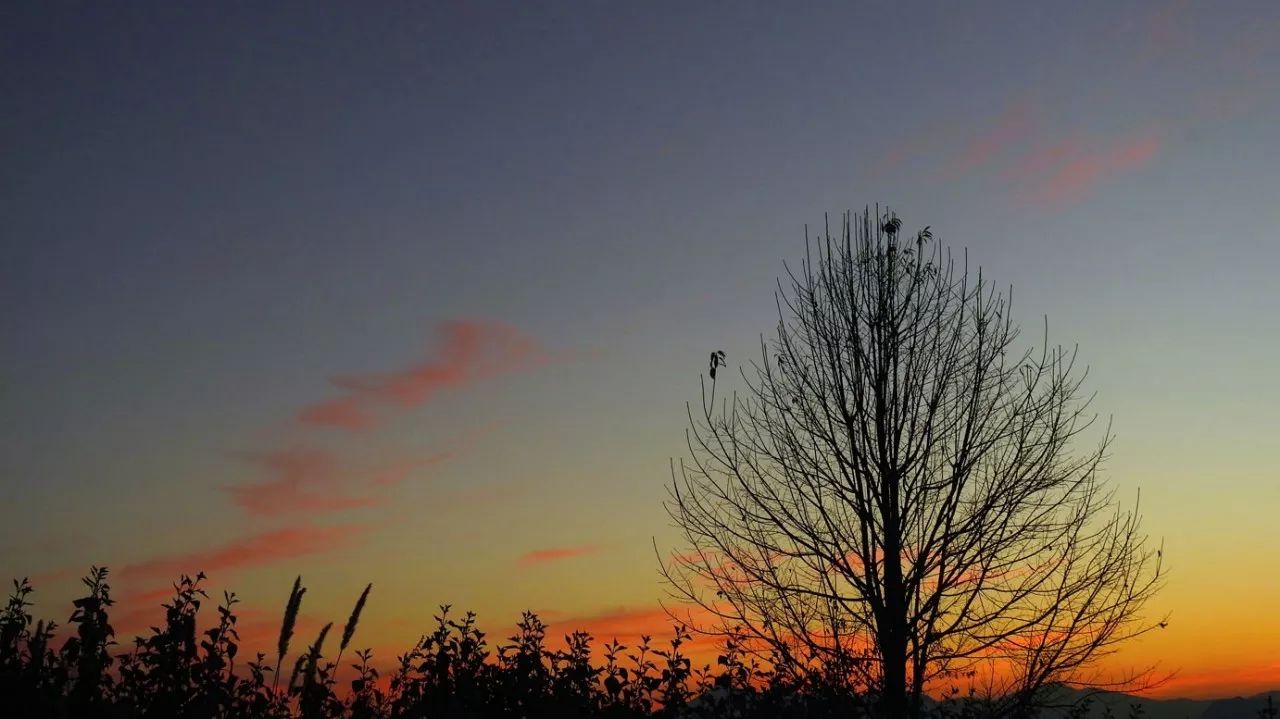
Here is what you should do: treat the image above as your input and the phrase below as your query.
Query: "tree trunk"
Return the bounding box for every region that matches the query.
[880,504,911,718]
[880,645,908,719]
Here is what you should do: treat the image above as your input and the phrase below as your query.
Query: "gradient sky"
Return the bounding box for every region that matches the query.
[3,0,1279,699]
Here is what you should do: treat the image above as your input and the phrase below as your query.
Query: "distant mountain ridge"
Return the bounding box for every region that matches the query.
[1036,686,1280,719]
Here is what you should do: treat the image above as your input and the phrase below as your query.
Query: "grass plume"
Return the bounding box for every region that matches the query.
[299,622,333,695]
[333,583,371,686]
[273,575,306,694]
[0,567,1197,718]
[339,583,371,655]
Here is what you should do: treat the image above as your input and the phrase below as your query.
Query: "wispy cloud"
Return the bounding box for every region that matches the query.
[541,604,721,659]
[115,593,324,654]
[297,396,376,430]
[875,99,1039,181]
[299,320,556,431]
[119,524,369,582]
[370,422,502,488]
[545,606,672,640]
[367,453,454,487]
[226,449,383,517]
[1013,130,1163,208]
[96,323,548,604]
[950,101,1039,175]
[885,111,1165,209]
[226,437,477,517]
[28,566,83,586]
[516,544,601,568]
[873,123,964,180]
[1151,660,1280,699]
[110,585,196,633]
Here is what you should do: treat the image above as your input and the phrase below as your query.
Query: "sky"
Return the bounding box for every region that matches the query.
[3,0,1279,700]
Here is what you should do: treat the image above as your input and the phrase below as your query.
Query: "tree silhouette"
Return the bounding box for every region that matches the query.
[664,208,1165,718]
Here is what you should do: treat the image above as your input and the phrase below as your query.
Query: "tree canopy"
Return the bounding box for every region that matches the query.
[665,208,1164,718]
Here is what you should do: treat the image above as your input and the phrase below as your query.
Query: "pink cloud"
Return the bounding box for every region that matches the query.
[875,98,1040,181]
[119,524,369,583]
[226,448,382,517]
[667,549,719,567]
[299,320,554,431]
[516,544,601,568]
[297,397,376,430]
[28,566,82,586]
[110,585,193,634]
[225,442,472,517]
[114,592,325,653]
[368,421,501,488]
[540,604,721,661]
[951,101,1039,174]
[1014,131,1163,208]
[545,606,673,641]
[873,123,965,179]
[1006,137,1080,181]
[368,453,453,487]
[228,605,327,656]
[116,585,179,607]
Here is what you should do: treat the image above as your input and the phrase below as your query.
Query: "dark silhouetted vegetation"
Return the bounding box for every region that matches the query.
[665,209,1165,718]
[1,567,1208,718]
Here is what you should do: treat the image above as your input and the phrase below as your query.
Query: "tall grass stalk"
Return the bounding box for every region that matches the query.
[333,583,371,688]
[273,576,305,695]
[299,622,333,694]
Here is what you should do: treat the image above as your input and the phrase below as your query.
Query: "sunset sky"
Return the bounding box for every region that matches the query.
[3,1,1279,699]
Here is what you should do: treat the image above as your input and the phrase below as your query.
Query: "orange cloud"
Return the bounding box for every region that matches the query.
[227,604,326,657]
[371,422,503,489]
[1014,131,1163,207]
[226,448,382,517]
[367,453,454,487]
[546,605,673,641]
[1148,661,1280,700]
[119,524,368,583]
[225,443,470,517]
[297,396,376,430]
[299,320,554,431]
[110,585,195,634]
[27,565,82,586]
[117,585,177,606]
[516,544,602,568]
[541,604,723,667]
[113,593,327,657]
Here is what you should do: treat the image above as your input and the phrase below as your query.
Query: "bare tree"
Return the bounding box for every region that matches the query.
[663,209,1164,718]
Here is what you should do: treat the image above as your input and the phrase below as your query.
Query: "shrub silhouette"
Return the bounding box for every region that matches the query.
[0,567,1259,718]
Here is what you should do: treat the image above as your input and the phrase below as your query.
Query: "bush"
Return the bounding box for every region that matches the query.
[1,567,1143,718]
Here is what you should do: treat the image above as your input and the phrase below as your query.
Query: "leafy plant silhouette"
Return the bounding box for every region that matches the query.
[0,567,1263,718]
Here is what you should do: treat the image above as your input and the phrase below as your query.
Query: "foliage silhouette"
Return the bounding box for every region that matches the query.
[3,566,1200,718]
[664,208,1166,718]
[2,568,1276,717]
